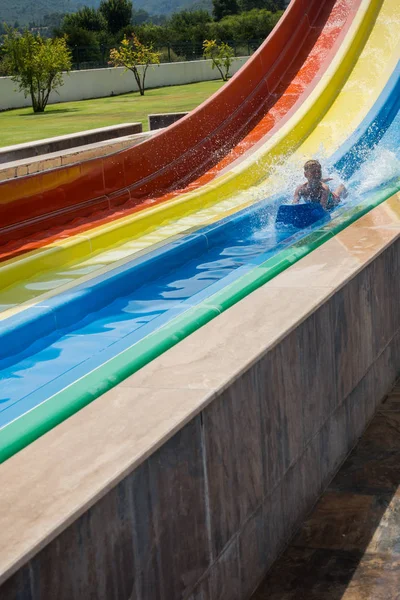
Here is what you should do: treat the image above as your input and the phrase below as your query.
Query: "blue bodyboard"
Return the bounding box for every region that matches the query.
[275,203,330,229]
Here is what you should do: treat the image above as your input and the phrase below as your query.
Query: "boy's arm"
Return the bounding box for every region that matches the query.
[320,186,329,210]
[293,185,302,204]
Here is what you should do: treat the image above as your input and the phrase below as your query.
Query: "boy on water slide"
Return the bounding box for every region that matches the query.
[293,159,347,210]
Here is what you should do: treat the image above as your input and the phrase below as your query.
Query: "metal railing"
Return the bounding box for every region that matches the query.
[70,39,264,71]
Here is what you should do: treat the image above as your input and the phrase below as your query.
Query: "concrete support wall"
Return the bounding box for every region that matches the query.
[0,58,248,111]
[1,230,399,599]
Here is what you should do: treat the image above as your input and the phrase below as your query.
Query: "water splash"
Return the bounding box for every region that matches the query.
[351,148,400,194]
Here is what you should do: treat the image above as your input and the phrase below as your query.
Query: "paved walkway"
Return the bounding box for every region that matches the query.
[251,379,400,600]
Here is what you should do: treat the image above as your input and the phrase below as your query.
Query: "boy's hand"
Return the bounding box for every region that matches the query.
[322,177,333,183]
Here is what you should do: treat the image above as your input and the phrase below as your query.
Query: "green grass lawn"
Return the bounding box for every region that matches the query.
[0,80,226,148]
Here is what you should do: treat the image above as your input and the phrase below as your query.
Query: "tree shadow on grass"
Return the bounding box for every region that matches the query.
[20,108,80,117]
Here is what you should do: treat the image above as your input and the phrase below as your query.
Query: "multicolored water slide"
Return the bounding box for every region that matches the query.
[0,0,356,257]
[0,0,385,305]
[0,0,399,462]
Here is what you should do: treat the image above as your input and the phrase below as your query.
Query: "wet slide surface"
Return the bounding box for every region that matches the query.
[0,0,399,462]
[0,0,396,320]
[0,110,399,461]
[0,0,356,258]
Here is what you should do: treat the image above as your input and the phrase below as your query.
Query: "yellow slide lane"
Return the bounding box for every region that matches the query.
[0,0,398,321]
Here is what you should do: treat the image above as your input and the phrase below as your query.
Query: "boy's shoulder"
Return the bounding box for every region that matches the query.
[297,182,308,192]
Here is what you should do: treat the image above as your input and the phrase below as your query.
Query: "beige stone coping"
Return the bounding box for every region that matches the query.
[0,123,142,163]
[0,194,399,585]
[0,130,156,181]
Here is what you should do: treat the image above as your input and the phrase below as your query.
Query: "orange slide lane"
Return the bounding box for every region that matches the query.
[0,0,358,262]
[166,0,359,194]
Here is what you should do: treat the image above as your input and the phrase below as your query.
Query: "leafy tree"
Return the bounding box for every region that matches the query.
[132,9,151,25]
[100,0,132,35]
[203,39,234,81]
[42,13,68,32]
[46,1,284,66]
[55,6,116,65]
[212,0,239,21]
[0,38,8,75]
[209,8,281,42]
[109,33,160,95]
[150,14,168,26]
[167,9,212,43]
[122,6,282,58]
[62,7,106,32]
[238,0,285,10]
[54,22,101,61]
[3,27,71,112]
[124,22,169,46]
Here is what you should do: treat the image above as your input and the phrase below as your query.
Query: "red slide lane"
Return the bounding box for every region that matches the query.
[0,0,356,260]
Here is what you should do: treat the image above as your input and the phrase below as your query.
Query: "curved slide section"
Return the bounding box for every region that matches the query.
[2,57,399,350]
[0,0,394,311]
[0,0,398,463]
[0,91,398,463]
[0,0,357,250]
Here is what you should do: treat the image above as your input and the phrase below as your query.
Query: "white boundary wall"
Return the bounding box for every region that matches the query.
[0,57,248,111]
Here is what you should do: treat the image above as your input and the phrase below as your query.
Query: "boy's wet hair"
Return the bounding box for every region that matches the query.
[304,159,322,176]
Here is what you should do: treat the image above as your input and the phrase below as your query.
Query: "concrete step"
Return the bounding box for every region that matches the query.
[0,130,157,182]
[0,123,143,164]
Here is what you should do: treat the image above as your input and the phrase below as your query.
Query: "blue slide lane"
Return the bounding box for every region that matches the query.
[0,65,399,428]
[332,61,400,178]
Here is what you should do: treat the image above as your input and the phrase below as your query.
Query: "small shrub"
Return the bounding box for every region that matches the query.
[2,27,71,112]
[109,33,161,95]
[203,39,234,81]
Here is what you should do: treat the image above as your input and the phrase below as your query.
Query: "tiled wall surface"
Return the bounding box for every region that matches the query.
[1,235,399,599]
[250,379,400,598]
